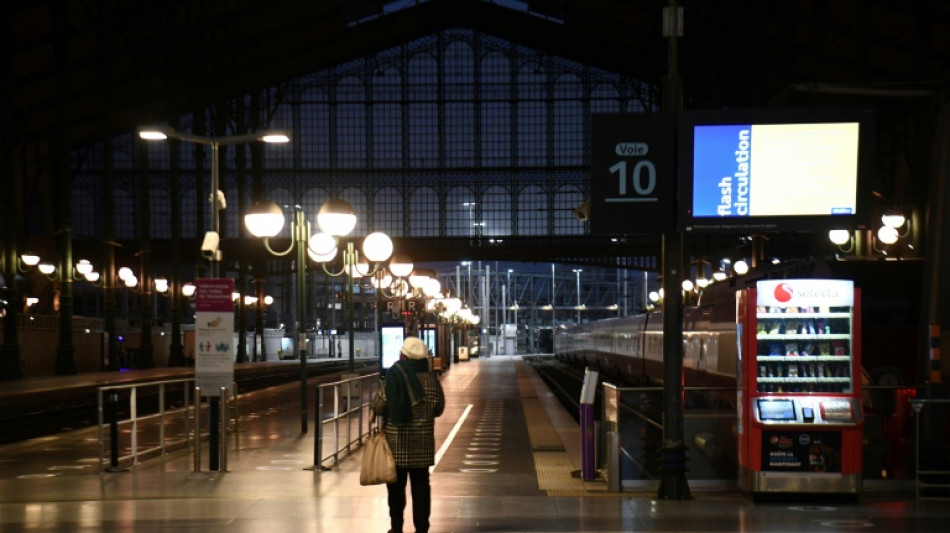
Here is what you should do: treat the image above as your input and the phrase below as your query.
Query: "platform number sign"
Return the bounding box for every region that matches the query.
[590,113,676,235]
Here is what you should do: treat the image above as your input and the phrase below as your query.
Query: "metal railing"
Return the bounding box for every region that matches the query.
[910,398,950,500]
[601,383,930,492]
[97,378,194,472]
[313,372,381,469]
[98,378,242,473]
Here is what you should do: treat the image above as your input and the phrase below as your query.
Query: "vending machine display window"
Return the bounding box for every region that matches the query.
[754,304,853,394]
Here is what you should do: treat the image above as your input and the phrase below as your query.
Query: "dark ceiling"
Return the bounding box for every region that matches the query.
[3,0,949,268]
[5,0,949,148]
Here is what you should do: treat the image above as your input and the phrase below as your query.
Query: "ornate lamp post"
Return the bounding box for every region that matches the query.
[244,198,394,431]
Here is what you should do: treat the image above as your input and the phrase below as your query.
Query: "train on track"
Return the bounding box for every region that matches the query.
[553,259,924,406]
[552,260,925,480]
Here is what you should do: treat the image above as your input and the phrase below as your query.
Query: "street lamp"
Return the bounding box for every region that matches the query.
[138,125,290,277]
[245,201,317,433]
[308,199,394,375]
[244,198,394,431]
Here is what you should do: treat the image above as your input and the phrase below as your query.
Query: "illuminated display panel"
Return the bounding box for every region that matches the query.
[679,108,875,233]
[758,399,796,421]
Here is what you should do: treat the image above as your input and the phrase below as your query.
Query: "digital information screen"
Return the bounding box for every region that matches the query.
[380,326,405,370]
[691,122,860,218]
[758,399,797,421]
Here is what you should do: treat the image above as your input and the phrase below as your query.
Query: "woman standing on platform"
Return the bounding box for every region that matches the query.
[372,337,445,533]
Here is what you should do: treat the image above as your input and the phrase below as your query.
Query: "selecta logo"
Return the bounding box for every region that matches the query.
[773,283,794,303]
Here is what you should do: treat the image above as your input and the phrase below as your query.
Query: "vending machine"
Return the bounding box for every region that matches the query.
[737,279,863,498]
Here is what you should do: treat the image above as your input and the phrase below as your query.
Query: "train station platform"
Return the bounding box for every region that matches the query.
[1,355,949,532]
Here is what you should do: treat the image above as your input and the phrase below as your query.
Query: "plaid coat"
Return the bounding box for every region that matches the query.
[374,364,445,468]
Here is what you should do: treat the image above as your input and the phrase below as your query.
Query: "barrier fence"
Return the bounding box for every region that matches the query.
[313,372,381,469]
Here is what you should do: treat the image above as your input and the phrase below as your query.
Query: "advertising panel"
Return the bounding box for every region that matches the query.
[195,278,235,396]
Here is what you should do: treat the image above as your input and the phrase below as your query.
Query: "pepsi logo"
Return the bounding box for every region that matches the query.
[774,283,794,303]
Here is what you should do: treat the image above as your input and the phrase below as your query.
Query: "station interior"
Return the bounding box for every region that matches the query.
[2,1,950,532]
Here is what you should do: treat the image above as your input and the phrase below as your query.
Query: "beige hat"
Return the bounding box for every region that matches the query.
[401,337,429,360]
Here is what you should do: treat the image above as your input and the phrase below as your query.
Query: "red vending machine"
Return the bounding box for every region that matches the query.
[737,279,863,498]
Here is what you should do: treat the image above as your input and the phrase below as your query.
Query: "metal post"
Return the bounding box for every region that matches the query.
[295,207,309,434]
[130,386,138,465]
[158,383,166,456]
[312,384,324,470]
[219,387,228,471]
[194,386,201,473]
[209,395,219,470]
[347,241,356,374]
[656,0,691,500]
[209,141,220,278]
[108,390,121,471]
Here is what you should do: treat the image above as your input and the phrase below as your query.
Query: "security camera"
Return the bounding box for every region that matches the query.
[212,189,227,210]
[201,230,220,260]
[573,199,590,222]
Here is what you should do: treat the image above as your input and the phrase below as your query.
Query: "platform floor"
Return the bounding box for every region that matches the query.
[1,355,948,532]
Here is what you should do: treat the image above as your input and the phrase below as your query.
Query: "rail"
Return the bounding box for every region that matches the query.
[97,378,239,472]
[910,398,950,500]
[313,372,381,469]
[601,382,927,492]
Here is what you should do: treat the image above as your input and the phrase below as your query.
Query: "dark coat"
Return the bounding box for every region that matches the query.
[373,359,445,468]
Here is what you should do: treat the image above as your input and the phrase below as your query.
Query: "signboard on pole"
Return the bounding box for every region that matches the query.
[195,278,235,396]
[590,113,677,235]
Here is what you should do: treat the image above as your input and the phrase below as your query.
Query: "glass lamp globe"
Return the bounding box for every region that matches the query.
[118,266,134,281]
[362,232,393,262]
[309,232,337,256]
[20,252,40,266]
[354,259,372,277]
[828,229,851,246]
[444,297,462,315]
[877,225,899,244]
[389,254,414,277]
[881,214,905,229]
[733,260,749,275]
[423,277,441,297]
[153,278,169,293]
[308,246,338,263]
[182,283,197,298]
[409,272,429,288]
[244,201,285,238]
[75,259,93,275]
[317,198,357,236]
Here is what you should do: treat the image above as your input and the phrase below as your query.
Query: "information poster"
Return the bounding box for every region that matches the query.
[195,278,235,396]
[761,430,842,472]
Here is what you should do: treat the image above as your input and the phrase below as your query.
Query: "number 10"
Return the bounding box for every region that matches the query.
[609,160,656,196]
